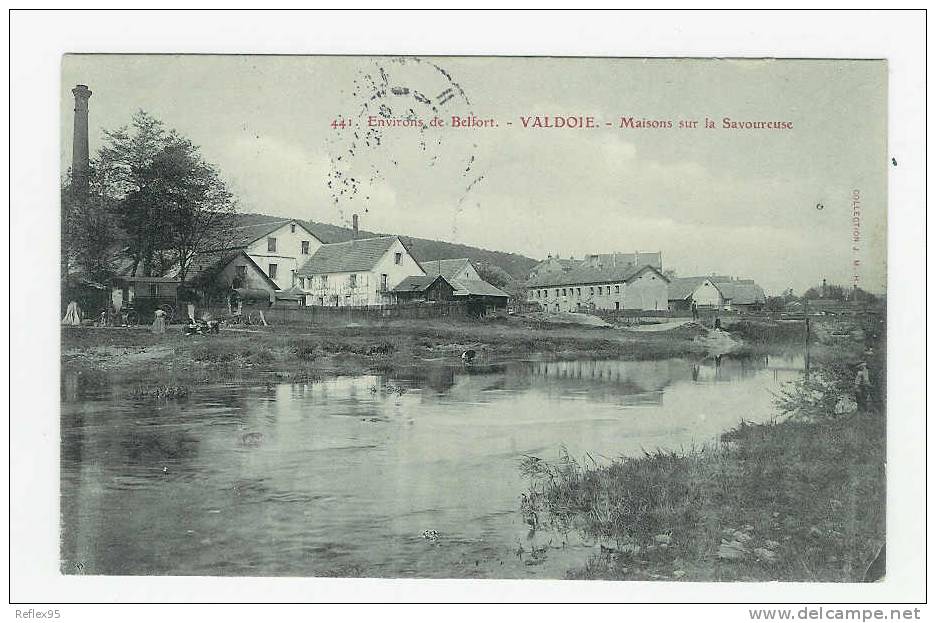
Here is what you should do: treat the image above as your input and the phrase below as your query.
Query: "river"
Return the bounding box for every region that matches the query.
[60,353,803,578]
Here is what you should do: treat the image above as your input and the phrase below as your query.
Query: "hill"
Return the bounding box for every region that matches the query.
[234,212,538,281]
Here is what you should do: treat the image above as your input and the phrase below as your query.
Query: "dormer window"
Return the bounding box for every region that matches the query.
[394,252,402,265]
[267,237,277,252]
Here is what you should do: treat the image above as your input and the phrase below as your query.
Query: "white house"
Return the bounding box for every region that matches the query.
[221,219,325,290]
[667,276,766,312]
[297,236,425,307]
[667,276,725,311]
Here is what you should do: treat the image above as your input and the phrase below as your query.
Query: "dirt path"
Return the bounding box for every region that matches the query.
[624,319,694,332]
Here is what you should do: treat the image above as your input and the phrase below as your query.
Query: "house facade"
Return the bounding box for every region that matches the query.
[224,219,325,290]
[526,263,669,312]
[422,257,511,315]
[668,276,766,312]
[297,236,425,307]
[391,274,457,304]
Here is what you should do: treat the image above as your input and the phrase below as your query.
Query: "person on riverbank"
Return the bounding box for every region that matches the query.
[854,361,872,411]
[151,308,167,334]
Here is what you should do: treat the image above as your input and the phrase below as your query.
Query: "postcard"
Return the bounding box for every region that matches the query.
[52,53,896,587]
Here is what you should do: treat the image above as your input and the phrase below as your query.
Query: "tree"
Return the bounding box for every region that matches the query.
[475,261,512,289]
[95,110,174,276]
[147,140,236,282]
[94,110,235,278]
[61,166,120,283]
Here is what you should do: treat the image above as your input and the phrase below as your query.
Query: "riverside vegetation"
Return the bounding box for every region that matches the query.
[518,313,886,582]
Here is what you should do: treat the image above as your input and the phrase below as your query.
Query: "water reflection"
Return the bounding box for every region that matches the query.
[61,353,803,578]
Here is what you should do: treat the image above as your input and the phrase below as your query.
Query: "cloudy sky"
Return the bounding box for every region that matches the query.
[61,55,887,294]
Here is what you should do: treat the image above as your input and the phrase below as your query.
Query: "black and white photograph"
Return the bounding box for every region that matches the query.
[8,8,927,613]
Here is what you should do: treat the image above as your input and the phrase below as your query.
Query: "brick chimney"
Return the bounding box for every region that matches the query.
[71,84,92,196]
[352,213,359,239]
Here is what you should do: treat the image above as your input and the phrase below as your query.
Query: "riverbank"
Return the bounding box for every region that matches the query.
[519,316,886,582]
[61,316,717,385]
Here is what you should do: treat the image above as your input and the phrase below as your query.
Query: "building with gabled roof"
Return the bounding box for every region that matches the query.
[421,257,511,314]
[210,217,325,290]
[528,250,663,281]
[667,275,766,312]
[391,274,457,304]
[297,235,426,307]
[526,262,669,312]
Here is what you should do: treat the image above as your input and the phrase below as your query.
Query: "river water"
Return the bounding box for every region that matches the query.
[60,354,803,578]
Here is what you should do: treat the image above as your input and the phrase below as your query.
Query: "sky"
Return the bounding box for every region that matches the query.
[61,55,887,294]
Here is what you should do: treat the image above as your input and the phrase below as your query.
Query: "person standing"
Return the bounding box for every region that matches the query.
[151,308,167,334]
[854,361,872,411]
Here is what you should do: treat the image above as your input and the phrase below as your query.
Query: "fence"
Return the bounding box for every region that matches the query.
[209,300,473,327]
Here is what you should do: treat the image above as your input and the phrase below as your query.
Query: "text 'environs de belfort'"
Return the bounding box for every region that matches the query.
[334,114,795,131]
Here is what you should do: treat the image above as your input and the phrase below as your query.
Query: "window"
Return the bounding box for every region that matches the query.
[349,274,357,288]
[615,285,621,294]
[577,288,581,296]
[562,288,567,296]
[290,223,296,233]
[235,265,247,280]
[394,252,402,265]
[291,270,297,286]
[321,275,329,286]
[380,274,388,291]
[301,240,310,255]
[149,284,159,297]
[299,277,306,289]
[268,263,278,279]
[555,289,559,297]
[590,287,594,295]
[267,237,277,252]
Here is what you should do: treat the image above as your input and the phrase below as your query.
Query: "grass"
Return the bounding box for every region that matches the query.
[60,316,711,386]
[520,317,886,582]
[522,413,885,582]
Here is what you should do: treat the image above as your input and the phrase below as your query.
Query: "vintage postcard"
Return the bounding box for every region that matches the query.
[57,54,888,585]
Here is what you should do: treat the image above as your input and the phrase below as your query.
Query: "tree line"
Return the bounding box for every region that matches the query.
[62,111,236,285]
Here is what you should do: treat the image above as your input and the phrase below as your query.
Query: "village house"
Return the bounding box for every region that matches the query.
[213,218,325,290]
[526,262,670,312]
[391,274,457,304]
[297,235,426,307]
[421,258,511,315]
[667,275,766,313]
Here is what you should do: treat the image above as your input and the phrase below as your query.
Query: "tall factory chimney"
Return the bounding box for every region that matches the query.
[352,213,359,240]
[71,84,92,195]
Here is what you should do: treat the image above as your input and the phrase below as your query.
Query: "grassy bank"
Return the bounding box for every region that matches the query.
[61,316,711,385]
[520,317,886,582]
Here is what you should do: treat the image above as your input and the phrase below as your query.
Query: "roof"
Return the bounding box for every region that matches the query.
[420,257,510,298]
[714,281,765,305]
[583,252,663,270]
[452,279,510,298]
[219,218,323,250]
[424,258,473,281]
[526,263,666,288]
[298,236,399,275]
[391,274,455,293]
[275,286,305,300]
[667,276,712,301]
[166,250,280,291]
